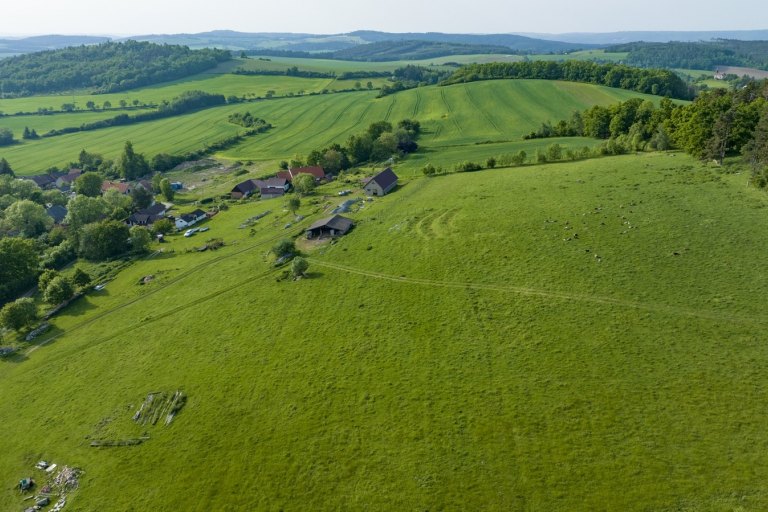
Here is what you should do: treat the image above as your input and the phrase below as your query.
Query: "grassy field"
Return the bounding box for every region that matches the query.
[2,79,662,174]
[2,152,768,510]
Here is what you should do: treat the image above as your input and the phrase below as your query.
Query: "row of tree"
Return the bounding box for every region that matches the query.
[0,41,231,96]
[606,40,768,72]
[519,80,768,185]
[285,119,421,174]
[441,61,693,99]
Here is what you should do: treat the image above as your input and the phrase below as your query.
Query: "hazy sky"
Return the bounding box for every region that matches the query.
[2,0,766,36]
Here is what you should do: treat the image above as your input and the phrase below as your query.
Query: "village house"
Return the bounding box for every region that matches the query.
[277,166,326,183]
[45,205,68,225]
[231,177,290,199]
[127,203,169,227]
[101,181,131,195]
[174,209,207,230]
[55,168,82,189]
[306,214,354,239]
[363,168,398,196]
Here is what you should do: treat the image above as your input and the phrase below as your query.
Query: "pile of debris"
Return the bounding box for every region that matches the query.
[52,466,82,493]
[133,390,187,427]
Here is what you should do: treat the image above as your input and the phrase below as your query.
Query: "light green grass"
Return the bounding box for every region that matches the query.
[3,80,668,174]
[2,153,768,511]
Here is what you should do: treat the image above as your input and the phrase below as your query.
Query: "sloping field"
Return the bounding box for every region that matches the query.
[4,80,662,174]
[2,153,768,510]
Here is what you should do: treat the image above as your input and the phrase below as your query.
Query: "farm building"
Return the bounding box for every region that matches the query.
[231,178,289,199]
[363,168,398,196]
[231,179,258,199]
[174,209,207,230]
[277,166,326,183]
[55,169,82,189]
[127,203,168,227]
[306,215,354,239]
[260,187,286,200]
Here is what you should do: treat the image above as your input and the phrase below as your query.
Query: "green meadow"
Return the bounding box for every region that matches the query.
[3,79,670,173]
[2,153,768,510]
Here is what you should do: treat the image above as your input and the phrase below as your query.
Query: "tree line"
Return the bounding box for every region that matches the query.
[521,80,768,186]
[282,119,421,174]
[441,61,693,100]
[0,41,231,96]
[42,91,227,137]
[605,40,768,72]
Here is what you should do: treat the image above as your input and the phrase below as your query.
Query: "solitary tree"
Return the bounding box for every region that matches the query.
[287,197,300,214]
[0,298,37,331]
[0,157,14,176]
[291,256,309,278]
[159,178,174,201]
[271,239,296,258]
[129,226,152,254]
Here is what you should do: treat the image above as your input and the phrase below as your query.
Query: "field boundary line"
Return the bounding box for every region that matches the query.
[307,259,762,325]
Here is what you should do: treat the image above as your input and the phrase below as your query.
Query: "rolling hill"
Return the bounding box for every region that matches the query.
[1,152,767,510]
[0,77,670,173]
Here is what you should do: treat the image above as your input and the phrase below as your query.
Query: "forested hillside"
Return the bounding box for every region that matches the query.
[605,40,768,71]
[332,40,512,61]
[442,61,693,99]
[0,41,231,96]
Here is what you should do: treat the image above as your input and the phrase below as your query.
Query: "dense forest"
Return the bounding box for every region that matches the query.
[524,80,768,186]
[331,41,513,61]
[0,41,231,96]
[606,40,768,71]
[441,61,693,99]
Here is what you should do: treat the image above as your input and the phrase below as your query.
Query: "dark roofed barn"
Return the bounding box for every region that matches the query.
[363,168,398,196]
[306,215,354,239]
[231,179,258,199]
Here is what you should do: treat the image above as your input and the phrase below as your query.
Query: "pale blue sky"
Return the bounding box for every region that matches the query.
[2,0,766,36]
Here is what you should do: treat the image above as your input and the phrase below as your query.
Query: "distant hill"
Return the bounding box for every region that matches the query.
[346,31,598,52]
[605,40,768,71]
[0,41,231,96]
[331,40,515,61]
[517,30,768,45]
[0,34,110,55]
[126,30,595,54]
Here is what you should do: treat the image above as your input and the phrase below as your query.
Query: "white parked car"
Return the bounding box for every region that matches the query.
[184,228,198,237]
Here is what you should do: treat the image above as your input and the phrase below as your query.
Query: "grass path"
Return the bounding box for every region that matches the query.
[307,258,764,326]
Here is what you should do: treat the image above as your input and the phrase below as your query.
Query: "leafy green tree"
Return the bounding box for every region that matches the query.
[73,171,104,197]
[43,276,74,304]
[103,100,112,109]
[0,157,14,176]
[159,178,175,201]
[152,218,175,235]
[72,267,92,288]
[119,99,127,108]
[61,103,75,112]
[131,186,153,210]
[129,226,152,254]
[79,220,130,260]
[38,269,59,293]
[287,197,300,214]
[78,149,104,172]
[0,298,37,331]
[292,174,316,196]
[547,143,563,161]
[271,239,296,258]
[486,157,497,169]
[85,100,96,110]
[65,195,110,229]
[291,257,309,278]
[42,189,68,206]
[0,238,38,304]
[0,128,15,146]
[2,200,53,237]
[371,132,398,161]
[102,188,133,219]
[117,141,149,180]
[367,121,392,140]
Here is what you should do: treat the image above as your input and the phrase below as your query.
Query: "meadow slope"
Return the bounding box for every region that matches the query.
[3,79,663,173]
[2,153,768,511]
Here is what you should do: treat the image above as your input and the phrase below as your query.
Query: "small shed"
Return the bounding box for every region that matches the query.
[363,168,398,196]
[306,215,354,239]
[260,186,286,200]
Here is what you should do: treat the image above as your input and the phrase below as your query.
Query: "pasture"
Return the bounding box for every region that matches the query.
[1,153,768,510]
[2,79,665,174]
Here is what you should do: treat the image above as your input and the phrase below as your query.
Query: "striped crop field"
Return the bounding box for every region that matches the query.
[3,79,669,174]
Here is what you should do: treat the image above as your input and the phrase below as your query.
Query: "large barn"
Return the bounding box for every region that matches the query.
[306,215,354,239]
